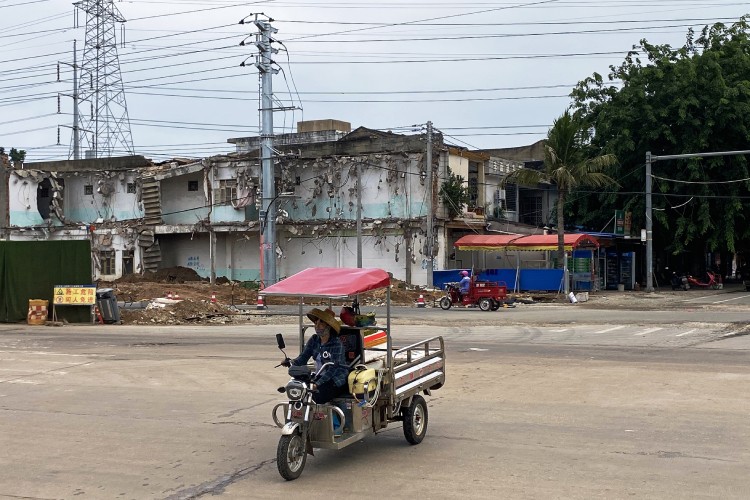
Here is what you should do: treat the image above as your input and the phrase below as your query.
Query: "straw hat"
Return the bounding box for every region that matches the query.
[306,308,341,334]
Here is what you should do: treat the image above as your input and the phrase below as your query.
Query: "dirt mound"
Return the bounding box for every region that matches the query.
[120,298,238,325]
[115,266,205,284]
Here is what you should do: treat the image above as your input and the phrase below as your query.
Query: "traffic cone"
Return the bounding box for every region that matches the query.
[416,294,426,308]
[256,294,266,310]
[211,291,217,304]
[167,291,173,299]
[174,292,180,300]
[94,306,104,324]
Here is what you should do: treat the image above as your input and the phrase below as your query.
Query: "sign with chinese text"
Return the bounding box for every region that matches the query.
[614,210,625,235]
[53,285,97,306]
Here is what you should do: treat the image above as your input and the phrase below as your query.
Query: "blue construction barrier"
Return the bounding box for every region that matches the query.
[434,268,565,292]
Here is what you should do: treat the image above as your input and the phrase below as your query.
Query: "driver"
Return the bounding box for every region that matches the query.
[458,270,471,299]
[283,308,348,404]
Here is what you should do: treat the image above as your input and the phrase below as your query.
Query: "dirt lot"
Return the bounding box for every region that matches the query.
[101,266,707,325]
[101,267,562,325]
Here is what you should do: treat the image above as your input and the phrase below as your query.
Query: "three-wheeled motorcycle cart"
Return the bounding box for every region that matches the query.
[439,274,508,311]
[262,267,446,480]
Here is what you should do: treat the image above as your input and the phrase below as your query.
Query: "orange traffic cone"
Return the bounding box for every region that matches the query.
[174,292,180,300]
[416,294,426,308]
[167,291,173,299]
[94,306,104,324]
[256,294,266,310]
[211,291,217,304]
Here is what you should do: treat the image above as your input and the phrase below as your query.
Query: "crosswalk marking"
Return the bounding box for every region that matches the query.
[595,325,626,334]
[634,327,663,336]
[675,329,697,337]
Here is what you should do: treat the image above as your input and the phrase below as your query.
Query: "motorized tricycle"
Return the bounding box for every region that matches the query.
[439,273,508,311]
[263,267,446,481]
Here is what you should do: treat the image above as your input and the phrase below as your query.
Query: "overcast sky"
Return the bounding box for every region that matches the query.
[1,0,748,162]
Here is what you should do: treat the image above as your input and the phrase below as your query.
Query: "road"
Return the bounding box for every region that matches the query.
[0,302,749,499]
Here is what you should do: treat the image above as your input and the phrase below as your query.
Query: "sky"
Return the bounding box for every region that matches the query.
[1,0,748,162]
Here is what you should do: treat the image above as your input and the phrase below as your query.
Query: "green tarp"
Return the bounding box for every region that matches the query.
[0,240,93,323]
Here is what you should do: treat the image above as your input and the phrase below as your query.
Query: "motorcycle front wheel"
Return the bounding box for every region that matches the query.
[439,296,452,310]
[277,433,307,480]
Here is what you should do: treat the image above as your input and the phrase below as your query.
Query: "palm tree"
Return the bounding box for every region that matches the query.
[502,110,618,268]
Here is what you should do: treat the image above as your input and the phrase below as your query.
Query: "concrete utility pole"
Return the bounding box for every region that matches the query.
[645,149,750,292]
[72,40,81,160]
[58,40,82,159]
[255,16,279,286]
[426,121,434,287]
[645,151,653,292]
[356,162,363,268]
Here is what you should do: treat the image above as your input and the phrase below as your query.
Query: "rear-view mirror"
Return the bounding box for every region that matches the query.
[276,333,286,350]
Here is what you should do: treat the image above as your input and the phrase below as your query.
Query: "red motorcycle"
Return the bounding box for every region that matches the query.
[686,271,722,290]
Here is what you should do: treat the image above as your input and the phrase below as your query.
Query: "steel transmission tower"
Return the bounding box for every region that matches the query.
[74,0,134,158]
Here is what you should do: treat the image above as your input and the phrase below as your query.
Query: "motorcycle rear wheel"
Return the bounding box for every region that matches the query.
[277,433,307,480]
[478,298,492,311]
[403,395,428,445]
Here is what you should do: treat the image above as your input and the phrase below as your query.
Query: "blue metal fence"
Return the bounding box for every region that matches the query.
[433,268,565,292]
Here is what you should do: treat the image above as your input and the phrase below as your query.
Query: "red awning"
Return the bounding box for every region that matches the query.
[455,233,599,251]
[262,267,391,298]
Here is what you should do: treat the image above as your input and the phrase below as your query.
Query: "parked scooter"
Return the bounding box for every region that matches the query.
[686,271,722,290]
[670,272,689,291]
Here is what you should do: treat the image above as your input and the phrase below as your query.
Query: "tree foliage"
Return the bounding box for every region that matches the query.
[570,17,750,256]
[439,167,469,219]
[503,110,618,267]
[9,148,26,166]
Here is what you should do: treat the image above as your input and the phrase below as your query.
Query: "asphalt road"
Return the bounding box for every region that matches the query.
[1,304,749,499]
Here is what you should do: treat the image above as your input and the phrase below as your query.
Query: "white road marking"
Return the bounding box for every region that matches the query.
[721,331,739,338]
[634,327,663,336]
[595,326,626,334]
[712,296,748,304]
[675,329,698,337]
[682,294,715,302]
[551,328,570,333]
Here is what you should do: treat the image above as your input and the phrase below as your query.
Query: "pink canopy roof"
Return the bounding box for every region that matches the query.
[454,233,599,251]
[262,267,391,298]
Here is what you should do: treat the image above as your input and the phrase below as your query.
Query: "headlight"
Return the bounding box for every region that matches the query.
[286,380,307,401]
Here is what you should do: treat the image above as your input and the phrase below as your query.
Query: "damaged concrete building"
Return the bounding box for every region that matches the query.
[1,120,545,285]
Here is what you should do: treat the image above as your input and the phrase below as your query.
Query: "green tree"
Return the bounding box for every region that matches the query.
[503,110,618,268]
[9,148,26,167]
[570,17,750,258]
[439,167,469,219]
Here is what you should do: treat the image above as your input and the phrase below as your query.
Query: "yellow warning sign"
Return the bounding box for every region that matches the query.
[53,285,97,306]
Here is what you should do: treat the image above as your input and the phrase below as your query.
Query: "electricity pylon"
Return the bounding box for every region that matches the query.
[74,0,134,158]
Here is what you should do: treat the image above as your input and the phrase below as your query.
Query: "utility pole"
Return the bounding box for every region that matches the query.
[426,121,434,287]
[356,162,363,268]
[645,151,653,292]
[58,40,82,160]
[255,15,279,286]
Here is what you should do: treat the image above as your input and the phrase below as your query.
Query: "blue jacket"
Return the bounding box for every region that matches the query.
[459,276,471,293]
[292,334,348,388]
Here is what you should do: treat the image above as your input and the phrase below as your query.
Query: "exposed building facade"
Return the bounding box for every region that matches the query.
[1,122,557,285]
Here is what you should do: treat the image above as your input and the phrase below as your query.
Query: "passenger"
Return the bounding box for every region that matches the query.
[283,308,348,404]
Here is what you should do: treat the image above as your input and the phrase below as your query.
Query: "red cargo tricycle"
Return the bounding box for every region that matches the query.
[439,274,508,311]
